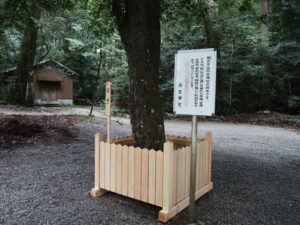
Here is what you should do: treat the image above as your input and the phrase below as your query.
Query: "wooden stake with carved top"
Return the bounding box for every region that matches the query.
[105,82,112,142]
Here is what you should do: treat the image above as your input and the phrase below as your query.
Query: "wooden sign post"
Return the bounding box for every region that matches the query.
[173,49,217,223]
[105,82,112,142]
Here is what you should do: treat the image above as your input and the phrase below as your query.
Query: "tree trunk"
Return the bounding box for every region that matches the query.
[90,53,103,116]
[198,0,223,114]
[112,0,165,150]
[259,0,271,110]
[16,7,40,106]
[260,0,269,45]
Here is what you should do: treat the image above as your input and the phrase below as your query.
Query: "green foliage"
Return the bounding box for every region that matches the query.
[159,0,300,115]
[0,0,299,115]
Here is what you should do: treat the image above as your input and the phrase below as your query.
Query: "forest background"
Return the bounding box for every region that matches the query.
[0,0,299,116]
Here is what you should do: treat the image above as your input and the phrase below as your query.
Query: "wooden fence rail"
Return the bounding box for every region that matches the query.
[90,133,213,222]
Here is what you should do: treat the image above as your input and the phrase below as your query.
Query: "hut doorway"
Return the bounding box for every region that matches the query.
[39,82,58,102]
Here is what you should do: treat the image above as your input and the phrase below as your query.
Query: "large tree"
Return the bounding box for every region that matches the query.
[112,0,165,150]
[3,0,74,106]
[16,2,40,106]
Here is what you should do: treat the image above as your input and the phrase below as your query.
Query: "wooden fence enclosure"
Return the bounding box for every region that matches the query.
[90,133,213,222]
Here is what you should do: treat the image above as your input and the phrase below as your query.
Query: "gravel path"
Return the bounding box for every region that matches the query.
[0,119,299,225]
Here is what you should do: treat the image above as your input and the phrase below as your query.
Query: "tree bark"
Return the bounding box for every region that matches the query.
[260,0,269,45]
[259,0,271,110]
[198,0,223,114]
[16,6,40,106]
[112,0,165,150]
[90,53,103,116]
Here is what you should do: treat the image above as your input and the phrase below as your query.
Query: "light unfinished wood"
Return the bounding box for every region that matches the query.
[172,149,178,206]
[204,141,208,185]
[185,147,191,197]
[155,151,163,207]
[158,182,213,222]
[196,142,200,190]
[91,132,213,223]
[134,147,142,200]
[110,143,116,192]
[141,148,149,202]
[105,82,112,116]
[128,146,135,198]
[122,145,129,196]
[94,133,101,190]
[204,140,208,185]
[107,116,112,142]
[196,142,204,190]
[100,141,105,189]
[207,133,212,183]
[206,139,210,184]
[161,142,174,212]
[90,133,104,197]
[148,150,156,205]
[177,149,182,201]
[180,148,186,201]
[116,144,122,194]
[104,143,111,190]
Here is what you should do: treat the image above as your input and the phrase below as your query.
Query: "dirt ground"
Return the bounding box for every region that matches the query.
[0,106,299,225]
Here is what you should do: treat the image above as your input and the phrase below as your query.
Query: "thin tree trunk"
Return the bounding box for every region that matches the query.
[90,53,103,116]
[229,43,234,108]
[112,0,165,150]
[260,0,269,45]
[16,6,40,106]
[259,0,271,110]
[198,0,223,114]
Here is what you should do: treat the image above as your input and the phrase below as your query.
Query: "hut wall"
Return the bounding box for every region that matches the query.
[34,68,73,105]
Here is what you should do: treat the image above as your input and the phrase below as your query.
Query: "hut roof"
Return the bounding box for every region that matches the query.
[2,59,78,77]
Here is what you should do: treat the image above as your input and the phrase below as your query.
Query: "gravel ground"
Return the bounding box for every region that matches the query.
[0,119,299,225]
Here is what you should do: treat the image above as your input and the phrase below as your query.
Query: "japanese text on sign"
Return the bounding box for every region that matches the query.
[173,49,217,116]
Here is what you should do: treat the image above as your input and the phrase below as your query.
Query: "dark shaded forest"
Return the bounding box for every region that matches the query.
[0,0,299,115]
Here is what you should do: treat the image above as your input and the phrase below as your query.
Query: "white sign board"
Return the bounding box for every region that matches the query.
[173,49,217,116]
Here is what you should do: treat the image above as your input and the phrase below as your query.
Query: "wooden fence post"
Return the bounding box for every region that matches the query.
[205,132,212,182]
[158,142,174,222]
[90,133,106,197]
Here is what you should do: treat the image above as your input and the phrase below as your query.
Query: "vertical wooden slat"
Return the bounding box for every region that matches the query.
[141,148,149,202]
[116,144,122,194]
[94,133,103,190]
[122,145,129,196]
[204,139,208,185]
[172,149,178,206]
[196,142,200,190]
[128,146,135,198]
[176,149,182,202]
[134,147,142,200]
[185,146,191,198]
[196,141,202,190]
[207,132,212,183]
[162,142,174,212]
[201,141,206,187]
[180,147,186,201]
[198,142,202,189]
[110,143,116,192]
[200,141,204,188]
[104,143,111,190]
[100,141,105,189]
[207,140,210,184]
[155,151,163,207]
[148,150,156,205]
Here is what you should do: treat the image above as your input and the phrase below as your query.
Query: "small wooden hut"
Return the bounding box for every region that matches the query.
[33,59,77,105]
[1,59,77,105]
